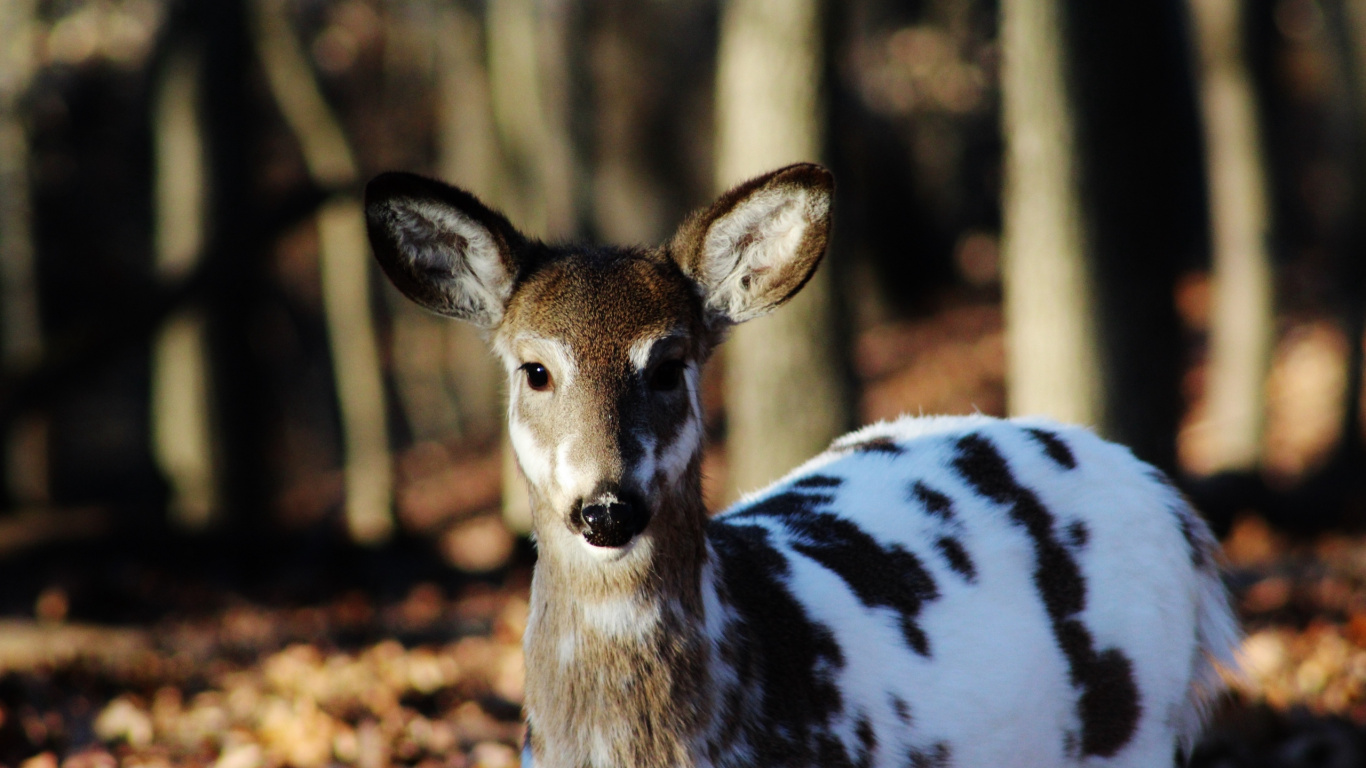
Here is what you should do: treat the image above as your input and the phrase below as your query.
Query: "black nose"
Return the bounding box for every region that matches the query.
[571,494,650,548]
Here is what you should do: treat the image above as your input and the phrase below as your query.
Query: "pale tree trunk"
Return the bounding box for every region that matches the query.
[0,0,48,506]
[1002,0,1195,471]
[1189,0,1275,474]
[383,1,503,452]
[253,0,393,544]
[381,0,465,448]
[484,0,579,532]
[150,44,218,529]
[1000,0,1102,430]
[716,0,852,499]
[433,3,505,445]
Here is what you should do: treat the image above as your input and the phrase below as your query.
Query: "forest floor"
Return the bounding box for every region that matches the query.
[2,286,1365,768]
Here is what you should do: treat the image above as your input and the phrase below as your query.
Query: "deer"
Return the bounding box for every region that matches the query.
[364,163,1239,768]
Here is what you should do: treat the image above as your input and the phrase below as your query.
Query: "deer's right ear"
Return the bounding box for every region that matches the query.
[365,172,525,328]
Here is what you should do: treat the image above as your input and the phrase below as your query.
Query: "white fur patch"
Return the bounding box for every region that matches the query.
[508,415,551,488]
[578,594,660,638]
[556,629,578,668]
[628,334,660,373]
[504,333,578,390]
[656,411,701,486]
[699,415,1239,767]
[576,530,647,562]
[701,187,825,321]
[630,433,659,491]
[394,199,510,324]
[553,438,596,504]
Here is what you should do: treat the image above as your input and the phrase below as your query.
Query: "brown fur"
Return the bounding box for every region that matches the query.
[502,253,715,766]
[365,164,834,767]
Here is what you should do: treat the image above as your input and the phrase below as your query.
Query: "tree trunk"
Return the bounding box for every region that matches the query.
[150,43,217,529]
[253,0,393,544]
[203,0,274,533]
[0,0,47,508]
[1000,0,1101,430]
[432,0,504,446]
[1189,0,1275,474]
[715,0,853,499]
[1002,0,1198,471]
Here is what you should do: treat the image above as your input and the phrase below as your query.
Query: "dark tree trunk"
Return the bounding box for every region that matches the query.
[1004,0,1204,473]
[201,0,275,532]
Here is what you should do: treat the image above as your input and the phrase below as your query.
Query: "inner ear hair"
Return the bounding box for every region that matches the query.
[670,163,833,325]
[365,172,526,328]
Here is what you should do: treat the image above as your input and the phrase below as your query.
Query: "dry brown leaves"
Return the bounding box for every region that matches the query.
[0,584,529,768]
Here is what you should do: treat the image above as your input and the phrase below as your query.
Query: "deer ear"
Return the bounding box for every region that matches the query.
[365,172,526,328]
[670,163,833,325]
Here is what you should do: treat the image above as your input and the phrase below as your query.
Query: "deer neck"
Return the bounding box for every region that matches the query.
[522,469,716,767]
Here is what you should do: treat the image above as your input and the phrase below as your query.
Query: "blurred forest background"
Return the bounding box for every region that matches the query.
[1,0,1366,765]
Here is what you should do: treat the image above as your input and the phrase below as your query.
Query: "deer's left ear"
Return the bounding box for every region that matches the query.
[669,163,833,325]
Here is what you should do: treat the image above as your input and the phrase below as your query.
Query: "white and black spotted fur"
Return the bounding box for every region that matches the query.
[365,164,1240,768]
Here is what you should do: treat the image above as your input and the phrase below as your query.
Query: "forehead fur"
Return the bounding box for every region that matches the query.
[499,247,707,360]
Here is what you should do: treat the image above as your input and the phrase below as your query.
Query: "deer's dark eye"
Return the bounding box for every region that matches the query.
[522,362,552,391]
[649,360,687,392]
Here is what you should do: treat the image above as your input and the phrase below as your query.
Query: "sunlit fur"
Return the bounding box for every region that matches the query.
[365,164,1239,768]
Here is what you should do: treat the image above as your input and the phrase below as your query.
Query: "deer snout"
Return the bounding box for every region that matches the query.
[568,485,651,548]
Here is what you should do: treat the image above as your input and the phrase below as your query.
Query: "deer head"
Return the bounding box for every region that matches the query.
[366,164,833,581]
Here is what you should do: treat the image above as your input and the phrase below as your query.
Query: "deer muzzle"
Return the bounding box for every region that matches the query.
[569,488,651,548]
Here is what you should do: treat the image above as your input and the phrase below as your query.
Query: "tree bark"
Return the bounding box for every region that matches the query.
[431,1,504,446]
[150,43,217,529]
[253,0,393,544]
[1189,0,1275,474]
[1002,0,1198,471]
[1000,0,1101,430]
[715,0,853,499]
[0,0,47,508]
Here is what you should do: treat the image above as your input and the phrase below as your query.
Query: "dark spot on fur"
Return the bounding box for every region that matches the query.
[794,474,844,489]
[708,520,849,763]
[1174,505,1209,569]
[833,435,904,455]
[907,741,951,768]
[1064,730,1080,757]
[733,490,836,522]
[1145,468,1210,569]
[953,433,1141,757]
[740,498,940,657]
[1066,520,1089,549]
[709,681,746,763]
[855,712,877,767]
[1078,649,1143,757]
[911,481,954,520]
[935,536,976,582]
[1026,427,1077,469]
[1180,511,1213,565]
[889,694,912,724]
[816,733,860,767]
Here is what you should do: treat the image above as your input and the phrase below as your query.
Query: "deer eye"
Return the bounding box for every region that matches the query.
[649,360,687,392]
[521,362,552,391]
